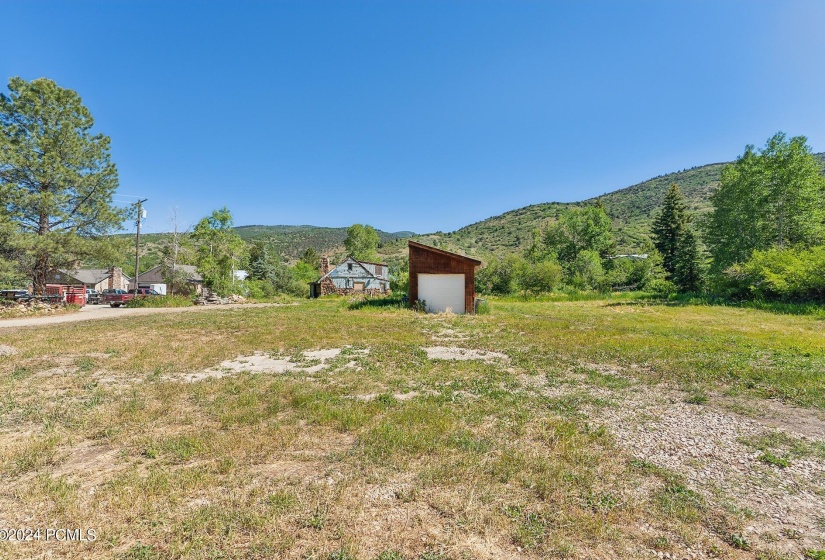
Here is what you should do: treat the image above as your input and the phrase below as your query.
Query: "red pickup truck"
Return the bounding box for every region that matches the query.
[103,289,134,308]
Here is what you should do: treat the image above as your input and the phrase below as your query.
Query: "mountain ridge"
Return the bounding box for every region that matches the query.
[118,152,825,268]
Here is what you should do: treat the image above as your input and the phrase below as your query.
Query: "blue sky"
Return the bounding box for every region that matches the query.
[4,1,825,234]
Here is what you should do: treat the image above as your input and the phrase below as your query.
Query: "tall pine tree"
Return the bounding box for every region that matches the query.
[651,183,689,277]
[672,227,704,292]
[651,183,705,292]
[0,77,124,293]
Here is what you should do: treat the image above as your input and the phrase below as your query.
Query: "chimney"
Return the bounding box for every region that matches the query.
[109,267,123,290]
[320,257,329,276]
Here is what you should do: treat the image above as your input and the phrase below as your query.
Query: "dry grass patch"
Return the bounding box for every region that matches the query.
[0,298,823,558]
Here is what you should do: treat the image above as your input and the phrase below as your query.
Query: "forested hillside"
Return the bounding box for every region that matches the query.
[109,153,825,269]
[234,225,414,258]
[404,154,825,258]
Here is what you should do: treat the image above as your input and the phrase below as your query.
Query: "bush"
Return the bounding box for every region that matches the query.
[244,278,276,299]
[569,250,605,290]
[391,269,409,294]
[725,245,825,301]
[646,278,677,297]
[476,255,524,295]
[517,259,563,295]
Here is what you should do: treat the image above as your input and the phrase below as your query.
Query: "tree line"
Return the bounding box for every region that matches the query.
[477,132,825,302]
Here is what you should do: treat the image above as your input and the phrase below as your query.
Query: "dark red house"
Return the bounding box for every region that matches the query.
[408,241,481,314]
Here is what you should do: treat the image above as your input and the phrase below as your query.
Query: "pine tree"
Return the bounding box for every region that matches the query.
[672,227,704,293]
[0,77,124,293]
[651,183,689,278]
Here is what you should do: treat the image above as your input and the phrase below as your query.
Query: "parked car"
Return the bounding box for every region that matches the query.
[86,289,103,305]
[134,288,161,296]
[102,288,133,308]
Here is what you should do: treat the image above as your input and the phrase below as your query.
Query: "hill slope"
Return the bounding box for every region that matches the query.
[233,225,414,259]
[405,153,825,259]
[110,153,825,270]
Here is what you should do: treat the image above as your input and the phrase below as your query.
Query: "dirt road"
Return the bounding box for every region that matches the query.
[0,302,287,329]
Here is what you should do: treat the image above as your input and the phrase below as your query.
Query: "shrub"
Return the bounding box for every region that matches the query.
[569,250,605,290]
[646,278,677,297]
[725,245,825,301]
[476,255,525,295]
[517,259,563,295]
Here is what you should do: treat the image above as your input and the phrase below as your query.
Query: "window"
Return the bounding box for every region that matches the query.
[348,263,353,271]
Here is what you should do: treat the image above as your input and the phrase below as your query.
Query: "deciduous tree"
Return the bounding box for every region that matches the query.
[705,133,825,273]
[543,204,615,265]
[344,224,380,261]
[191,207,247,295]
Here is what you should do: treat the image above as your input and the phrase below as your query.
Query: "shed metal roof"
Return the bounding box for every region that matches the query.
[408,241,482,265]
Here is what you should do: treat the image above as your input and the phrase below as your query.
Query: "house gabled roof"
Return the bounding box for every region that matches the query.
[355,259,389,268]
[58,268,134,284]
[408,241,482,265]
[137,264,204,282]
[317,256,388,283]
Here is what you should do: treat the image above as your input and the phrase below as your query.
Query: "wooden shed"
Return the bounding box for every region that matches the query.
[408,241,482,314]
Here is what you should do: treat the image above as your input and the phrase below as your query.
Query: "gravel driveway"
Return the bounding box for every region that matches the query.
[0,302,286,329]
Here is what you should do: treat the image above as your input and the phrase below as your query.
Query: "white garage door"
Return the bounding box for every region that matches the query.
[418,274,465,314]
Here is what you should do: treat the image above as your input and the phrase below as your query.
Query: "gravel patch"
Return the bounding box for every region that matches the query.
[597,382,825,556]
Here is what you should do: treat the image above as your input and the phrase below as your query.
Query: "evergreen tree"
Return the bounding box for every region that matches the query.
[672,226,704,292]
[651,183,689,277]
[299,247,320,267]
[0,77,124,293]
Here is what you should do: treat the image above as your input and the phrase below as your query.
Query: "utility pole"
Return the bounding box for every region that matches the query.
[134,199,148,297]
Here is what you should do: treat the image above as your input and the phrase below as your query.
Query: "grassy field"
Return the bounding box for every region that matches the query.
[0,297,823,559]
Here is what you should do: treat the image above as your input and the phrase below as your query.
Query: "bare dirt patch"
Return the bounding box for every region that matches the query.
[712,393,825,440]
[179,347,370,382]
[424,346,509,363]
[0,344,17,356]
[50,441,123,492]
[430,328,471,342]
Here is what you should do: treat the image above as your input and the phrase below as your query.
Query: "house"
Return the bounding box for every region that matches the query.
[47,267,131,292]
[309,256,390,298]
[132,264,204,294]
[408,241,481,314]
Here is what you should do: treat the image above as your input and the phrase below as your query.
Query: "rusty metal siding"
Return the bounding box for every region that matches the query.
[408,241,481,314]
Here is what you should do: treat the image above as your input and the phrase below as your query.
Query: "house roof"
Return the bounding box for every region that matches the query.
[317,256,388,283]
[355,259,389,267]
[137,264,203,282]
[59,268,133,284]
[408,241,482,265]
